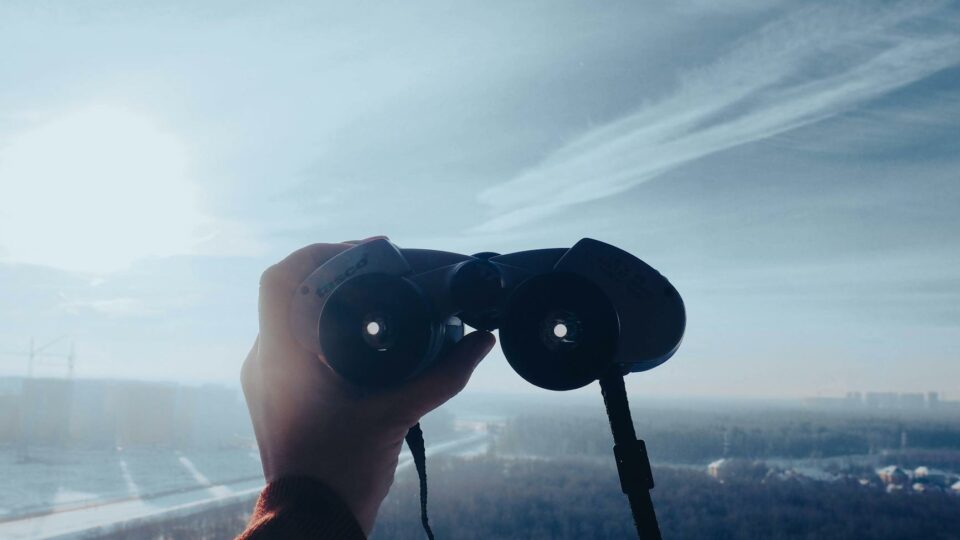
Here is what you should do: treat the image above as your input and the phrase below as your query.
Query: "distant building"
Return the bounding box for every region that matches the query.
[877,465,909,486]
[0,377,23,395]
[21,378,73,445]
[707,458,768,482]
[0,377,249,448]
[914,466,958,488]
[804,390,952,410]
[865,392,899,409]
[900,393,925,409]
[708,459,727,479]
[0,393,19,441]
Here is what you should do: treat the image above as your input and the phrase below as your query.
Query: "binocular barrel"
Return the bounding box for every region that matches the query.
[290,238,685,391]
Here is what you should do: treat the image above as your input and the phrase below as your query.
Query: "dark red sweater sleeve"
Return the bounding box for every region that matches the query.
[237,477,366,539]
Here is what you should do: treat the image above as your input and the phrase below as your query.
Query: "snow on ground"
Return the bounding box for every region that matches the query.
[0,446,261,519]
[0,430,489,539]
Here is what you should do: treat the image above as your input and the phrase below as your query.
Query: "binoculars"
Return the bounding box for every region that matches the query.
[290,238,685,391]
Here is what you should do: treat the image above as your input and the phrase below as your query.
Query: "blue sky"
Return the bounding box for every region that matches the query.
[0,1,958,398]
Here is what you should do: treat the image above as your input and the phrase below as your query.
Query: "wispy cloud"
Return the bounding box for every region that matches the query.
[473,2,960,233]
[59,296,158,318]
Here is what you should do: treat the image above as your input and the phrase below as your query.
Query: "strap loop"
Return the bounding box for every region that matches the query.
[405,423,435,540]
[614,439,655,493]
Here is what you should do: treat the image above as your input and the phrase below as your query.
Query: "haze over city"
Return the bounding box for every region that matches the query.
[1,0,958,398]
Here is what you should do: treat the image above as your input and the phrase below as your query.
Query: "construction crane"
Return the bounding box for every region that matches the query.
[0,335,75,379]
[0,336,75,462]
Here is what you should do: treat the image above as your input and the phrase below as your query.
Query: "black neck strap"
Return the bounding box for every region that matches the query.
[405,371,661,540]
[600,370,662,540]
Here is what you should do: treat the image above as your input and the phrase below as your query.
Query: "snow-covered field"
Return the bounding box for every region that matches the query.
[0,445,263,539]
[0,430,489,539]
[0,446,262,520]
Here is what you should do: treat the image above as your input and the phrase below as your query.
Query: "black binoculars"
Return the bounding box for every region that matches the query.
[290,238,685,391]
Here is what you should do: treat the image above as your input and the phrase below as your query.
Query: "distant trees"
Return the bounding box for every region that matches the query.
[89,406,960,540]
[98,456,960,540]
[373,457,960,540]
[493,410,960,463]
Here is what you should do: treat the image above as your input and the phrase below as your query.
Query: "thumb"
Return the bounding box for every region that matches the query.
[380,331,496,423]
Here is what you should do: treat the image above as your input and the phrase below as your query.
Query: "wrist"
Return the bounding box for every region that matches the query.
[248,476,367,539]
[264,442,402,535]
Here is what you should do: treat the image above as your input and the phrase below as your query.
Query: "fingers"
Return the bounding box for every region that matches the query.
[258,243,352,341]
[258,238,389,342]
[259,243,351,294]
[380,331,496,423]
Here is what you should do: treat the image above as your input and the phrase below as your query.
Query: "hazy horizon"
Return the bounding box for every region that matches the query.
[1,1,959,398]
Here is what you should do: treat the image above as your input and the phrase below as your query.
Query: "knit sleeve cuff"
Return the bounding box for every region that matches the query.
[238,476,366,539]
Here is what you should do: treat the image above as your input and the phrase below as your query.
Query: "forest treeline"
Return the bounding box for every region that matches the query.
[374,456,960,540]
[104,455,960,540]
[492,408,960,463]
[90,407,960,539]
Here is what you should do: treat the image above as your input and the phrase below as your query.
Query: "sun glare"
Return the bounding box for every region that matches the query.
[0,106,203,274]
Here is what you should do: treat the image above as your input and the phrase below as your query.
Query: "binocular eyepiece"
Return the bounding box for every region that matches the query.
[290,238,685,391]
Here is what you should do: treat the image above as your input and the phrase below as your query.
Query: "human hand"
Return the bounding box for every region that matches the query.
[241,239,495,535]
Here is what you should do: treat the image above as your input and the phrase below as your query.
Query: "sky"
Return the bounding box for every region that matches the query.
[0,0,958,399]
